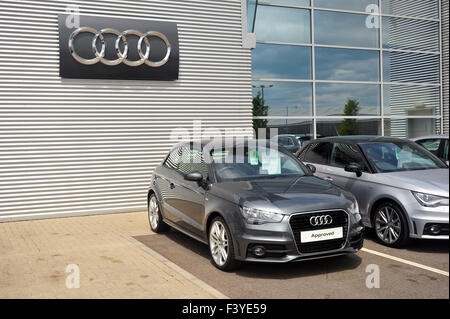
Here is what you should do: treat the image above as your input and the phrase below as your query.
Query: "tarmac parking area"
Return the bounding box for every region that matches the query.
[134,229,449,299]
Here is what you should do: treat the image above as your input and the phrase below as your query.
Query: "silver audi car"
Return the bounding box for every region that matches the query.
[297,136,449,247]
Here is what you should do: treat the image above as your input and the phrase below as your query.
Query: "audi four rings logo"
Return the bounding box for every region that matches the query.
[310,215,333,226]
[69,27,172,67]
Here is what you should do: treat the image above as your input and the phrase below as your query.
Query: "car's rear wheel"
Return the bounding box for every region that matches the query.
[208,217,241,271]
[373,201,409,247]
[148,194,170,233]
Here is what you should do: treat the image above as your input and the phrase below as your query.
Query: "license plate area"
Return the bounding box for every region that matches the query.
[300,227,343,243]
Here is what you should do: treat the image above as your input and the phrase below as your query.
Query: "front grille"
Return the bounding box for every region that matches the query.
[289,210,349,254]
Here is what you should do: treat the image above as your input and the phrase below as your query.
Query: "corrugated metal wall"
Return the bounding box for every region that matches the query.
[0,0,253,221]
[442,0,449,134]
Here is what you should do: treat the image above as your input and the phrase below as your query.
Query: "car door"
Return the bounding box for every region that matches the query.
[171,144,208,236]
[156,146,185,224]
[322,143,375,221]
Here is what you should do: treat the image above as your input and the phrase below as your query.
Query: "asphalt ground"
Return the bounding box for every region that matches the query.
[134,229,448,299]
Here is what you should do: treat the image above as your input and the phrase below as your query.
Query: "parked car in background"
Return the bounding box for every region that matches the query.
[296,136,449,247]
[148,139,364,270]
[411,135,449,166]
[271,134,301,153]
[294,134,322,148]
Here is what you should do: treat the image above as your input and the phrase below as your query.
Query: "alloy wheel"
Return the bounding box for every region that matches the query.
[148,196,160,230]
[375,206,402,244]
[209,221,229,266]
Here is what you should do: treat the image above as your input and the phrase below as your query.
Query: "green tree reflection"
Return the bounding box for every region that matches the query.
[338,99,360,136]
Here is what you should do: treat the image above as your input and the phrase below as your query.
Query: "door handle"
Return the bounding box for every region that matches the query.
[324,176,334,182]
[170,183,176,189]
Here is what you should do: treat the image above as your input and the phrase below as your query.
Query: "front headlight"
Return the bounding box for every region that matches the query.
[348,200,362,223]
[412,192,449,207]
[240,206,284,224]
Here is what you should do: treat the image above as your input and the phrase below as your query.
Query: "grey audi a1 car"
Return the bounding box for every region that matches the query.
[297,136,449,247]
[147,140,364,270]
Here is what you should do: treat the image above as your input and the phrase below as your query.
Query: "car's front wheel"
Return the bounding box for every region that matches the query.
[208,217,241,271]
[373,201,409,247]
[148,194,170,233]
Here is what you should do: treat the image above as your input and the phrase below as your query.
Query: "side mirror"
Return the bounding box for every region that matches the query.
[184,171,203,182]
[345,163,363,177]
[306,164,316,174]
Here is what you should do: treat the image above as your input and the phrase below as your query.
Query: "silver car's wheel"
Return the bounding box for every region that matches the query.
[148,196,159,230]
[373,202,409,247]
[209,220,229,267]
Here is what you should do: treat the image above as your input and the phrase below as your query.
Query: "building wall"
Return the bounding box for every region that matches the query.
[0,0,253,221]
[442,0,449,134]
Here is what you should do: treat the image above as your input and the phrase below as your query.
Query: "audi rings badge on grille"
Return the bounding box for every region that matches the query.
[309,215,333,226]
[68,27,171,67]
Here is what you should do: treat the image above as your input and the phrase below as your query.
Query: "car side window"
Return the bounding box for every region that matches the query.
[178,145,209,179]
[303,142,332,165]
[330,143,367,171]
[163,147,182,170]
[417,139,441,157]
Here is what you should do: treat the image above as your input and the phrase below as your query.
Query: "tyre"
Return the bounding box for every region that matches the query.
[208,217,242,271]
[373,201,409,247]
[148,194,170,233]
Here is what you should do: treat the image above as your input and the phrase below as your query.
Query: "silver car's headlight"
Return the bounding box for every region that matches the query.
[348,200,362,223]
[240,206,284,224]
[412,192,449,207]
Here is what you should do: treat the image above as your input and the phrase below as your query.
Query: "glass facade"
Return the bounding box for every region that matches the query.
[250,0,442,138]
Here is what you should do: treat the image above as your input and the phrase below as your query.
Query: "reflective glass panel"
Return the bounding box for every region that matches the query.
[382,17,440,52]
[315,47,379,81]
[315,0,377,12]
[314,10,379,47]
[383,51,440,83]
[383,85,441,116]
[382,0,439,20]
[252,44,312,79]
[252,81,313,116]
[317,119,381,137]
[255,5,311,43]
[316,83,381,116]
[384,118,440,139]
[261,0,310,6]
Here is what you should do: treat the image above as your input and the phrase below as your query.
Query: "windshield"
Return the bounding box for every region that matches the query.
[359,142,447,173]
[212,146,307,181]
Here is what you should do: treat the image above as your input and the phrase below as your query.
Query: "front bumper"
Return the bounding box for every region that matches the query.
[231,215,364,263]
[407,204,449,240]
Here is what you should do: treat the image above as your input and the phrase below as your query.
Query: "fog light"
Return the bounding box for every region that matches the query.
[252,245,266,257]
[429,225,441,235]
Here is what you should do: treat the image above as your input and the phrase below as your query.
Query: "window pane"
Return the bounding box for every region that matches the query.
[384,118,440,139]
[247,0,258,32]
[262,0,310,6]
[315,0,377,12]
[255,5,311,43]
[316,83,380,116]
[303,142,332,165]
[382,0,439,20]
[383,85,441,116]
[314,10,379,47]
[315,47,379,81]
[330,143,368,170]
[317,119,381,137]
[252,81,313,116]
[382,17,440,52]
[255,119,313,141]
[383,51,440,83]
[252,44,311,79]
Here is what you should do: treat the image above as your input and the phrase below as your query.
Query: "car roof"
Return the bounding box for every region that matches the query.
[309,135,415,144]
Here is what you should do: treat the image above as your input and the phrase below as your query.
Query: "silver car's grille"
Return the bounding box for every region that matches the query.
[289,210,348,254]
